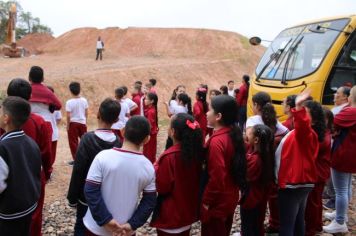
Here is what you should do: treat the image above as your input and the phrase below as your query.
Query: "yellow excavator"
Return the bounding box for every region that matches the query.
[2,4,24,58]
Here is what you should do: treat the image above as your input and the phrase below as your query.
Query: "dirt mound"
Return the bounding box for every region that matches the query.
[40,27,264,59]
[17,33,54,55]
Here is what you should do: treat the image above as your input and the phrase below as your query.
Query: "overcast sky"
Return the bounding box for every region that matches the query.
[18,0,356,41]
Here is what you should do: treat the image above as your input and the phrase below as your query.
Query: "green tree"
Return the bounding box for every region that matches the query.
[0,1,52,44]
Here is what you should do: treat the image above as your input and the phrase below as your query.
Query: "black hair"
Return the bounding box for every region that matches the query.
[243,75,250,87]
[304,100,326,142]
[124,116,150,145]
[115,87,125,99]
[285,95,297,109]
[211,95,247,189]
[220,85,228,95]
[149,78,157,86]
[2,96,31,128]
[121,86,128,96]
[177,93,192,115]
[200,84,208,90]
[29,66,44,83]
[133,84,142,93]
[196,89,208,113]
[146,93,158,128]
[341,86,351,97]
[323,107,334,133]
[135,81,142,86]
[170,85,185,101]
[171,113,203,162]
[228,80,234,85]
[252,124,275,186]
[252,92,277,133]
[69,82,81,96]
[209,89,221,96]
[7,78,32,101]
[99,98,121,124]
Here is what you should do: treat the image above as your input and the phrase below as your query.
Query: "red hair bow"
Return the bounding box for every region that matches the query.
[186,120,200,130]
[197,87,207,93]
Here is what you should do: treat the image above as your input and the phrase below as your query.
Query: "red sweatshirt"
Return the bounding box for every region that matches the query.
[241,150,267,209]
[275,108,319,189]
[282,116,294,131]
[23,113,53,180]
[150,144,201,229]
[316,131,331,183]
[30,83,62,110]
[131,93,141,116]
[332,107,356,173]
[236,83,248,106]
[144,106,158,135]
[193,100,208,138]
[201,127,239,221]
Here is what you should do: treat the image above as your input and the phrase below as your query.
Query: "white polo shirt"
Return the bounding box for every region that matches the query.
[246,115,289,136]
[65,97,89,125]
[111,100,130,130]
[83,148,156,236]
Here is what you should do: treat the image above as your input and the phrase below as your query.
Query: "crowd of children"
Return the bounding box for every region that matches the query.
[0,65,355,236]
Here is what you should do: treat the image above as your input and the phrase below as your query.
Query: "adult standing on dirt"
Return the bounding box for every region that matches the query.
[96,36,104,61]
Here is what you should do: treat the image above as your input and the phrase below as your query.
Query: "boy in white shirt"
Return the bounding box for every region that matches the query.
[121,86,138,114]
[66,82,88,165]
[227,80,235,97]
[111,87,130,140]
[83,116,157,236]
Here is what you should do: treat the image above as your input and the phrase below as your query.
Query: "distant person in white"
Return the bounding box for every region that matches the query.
[227,80,235,97]
[96,36,104,61]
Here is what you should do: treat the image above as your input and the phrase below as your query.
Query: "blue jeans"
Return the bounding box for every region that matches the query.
[331,168,352,224]
[74,203,88,236]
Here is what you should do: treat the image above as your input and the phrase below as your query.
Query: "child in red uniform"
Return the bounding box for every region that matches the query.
[193,87,208,140]
[275,89,319,236]
[131,84,142,116]
[282,95,297,131]
[66,82,88,164]
[238,124,274,236]
[304,101,331,236]
[6,78,52,236]
[201,95,246,236]
[151,113,203,235]
[143,93,159,163]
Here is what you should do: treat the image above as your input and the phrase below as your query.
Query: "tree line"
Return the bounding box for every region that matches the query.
[0,1,53,44]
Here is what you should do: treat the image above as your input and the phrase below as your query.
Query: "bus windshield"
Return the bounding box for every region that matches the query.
[255,18,350,81]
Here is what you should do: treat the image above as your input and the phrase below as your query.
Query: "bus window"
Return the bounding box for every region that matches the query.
[323,32,356,105]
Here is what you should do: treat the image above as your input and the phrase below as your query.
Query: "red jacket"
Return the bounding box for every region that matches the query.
[282,116,294,131]
[236,83,248,106]
[316,131,331,182]
[144,106,158,135]
[30,83,62,110]
[201,127,239,220]
[275,108,319,189]
[23,113,53,180]
[241,150,266,209]
[193,100,208,137]
[150,144,201,228]
[131,93,141,116]
[331,107,356,173]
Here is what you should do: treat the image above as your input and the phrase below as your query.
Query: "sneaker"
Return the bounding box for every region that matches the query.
[68,160,75,166]
[323,199,335,210]
[323,219,348,233]
[324,211,348,222]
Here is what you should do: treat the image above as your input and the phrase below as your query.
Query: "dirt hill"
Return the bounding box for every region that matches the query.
[40,27,264,59]
[17,33,54,55]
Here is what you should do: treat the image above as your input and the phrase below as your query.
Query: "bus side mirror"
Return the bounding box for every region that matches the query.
[249,37,262,46]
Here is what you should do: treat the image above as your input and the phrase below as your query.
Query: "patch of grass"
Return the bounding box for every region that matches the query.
[240,36,250,50]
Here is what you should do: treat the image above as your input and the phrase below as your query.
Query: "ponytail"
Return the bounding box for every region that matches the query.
[261,103,277,133]
[304,100,326,142]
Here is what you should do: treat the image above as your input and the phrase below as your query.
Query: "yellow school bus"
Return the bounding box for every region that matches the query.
[247,15,356,120]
